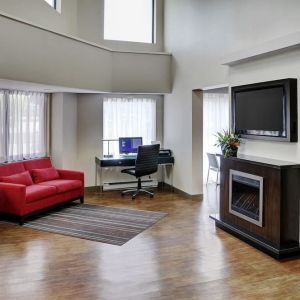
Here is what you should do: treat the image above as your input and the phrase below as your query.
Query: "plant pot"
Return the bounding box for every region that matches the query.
[221,145,226,156]
[221,145,238,157]
[231,148,238,157]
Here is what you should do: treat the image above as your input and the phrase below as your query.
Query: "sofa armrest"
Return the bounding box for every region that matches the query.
[0,183,26,215]
[57,169,84,186]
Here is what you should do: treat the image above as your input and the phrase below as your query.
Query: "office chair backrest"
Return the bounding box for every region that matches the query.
[207,153,219,170]
[135,144,160,177]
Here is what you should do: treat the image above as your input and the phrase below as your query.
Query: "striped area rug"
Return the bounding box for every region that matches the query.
[23,204,167,245]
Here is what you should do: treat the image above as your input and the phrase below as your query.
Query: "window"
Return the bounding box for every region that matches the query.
[104,0,154,43]
[203,90,229,183]
[44,0,56,9]
[0,90,49,163]
[0,92,6,163]
[103,96,156,156]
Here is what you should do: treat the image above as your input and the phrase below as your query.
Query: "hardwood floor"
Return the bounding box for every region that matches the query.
[1,186,300,299]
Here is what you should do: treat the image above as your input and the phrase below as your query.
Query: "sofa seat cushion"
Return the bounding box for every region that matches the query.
[39,179,82,193]
[26,185,57,203]
[2,171,34,186]
[32,167,60,184]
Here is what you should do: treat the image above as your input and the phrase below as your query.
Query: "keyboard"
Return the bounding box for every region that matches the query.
[120,154,137,158]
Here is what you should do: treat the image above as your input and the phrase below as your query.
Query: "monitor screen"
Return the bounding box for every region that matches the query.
[119,137,143,154]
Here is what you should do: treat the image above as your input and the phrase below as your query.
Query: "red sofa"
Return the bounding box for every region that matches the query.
[0,158,84,224]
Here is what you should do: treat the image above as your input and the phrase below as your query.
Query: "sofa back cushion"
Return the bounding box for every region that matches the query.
[1,171,34,186]
[0,161,26,177]
[23,158,52,171]
[31,167,60,184]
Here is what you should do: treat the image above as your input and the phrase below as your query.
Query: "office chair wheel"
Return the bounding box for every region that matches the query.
[150,194,154,198]
[132,196,136,200]
[121,192,125,197]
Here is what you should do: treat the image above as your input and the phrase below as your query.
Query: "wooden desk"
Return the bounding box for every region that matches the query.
[95,155,174,191]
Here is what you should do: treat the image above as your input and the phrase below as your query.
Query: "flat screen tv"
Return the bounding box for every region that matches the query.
[231,78,298,142]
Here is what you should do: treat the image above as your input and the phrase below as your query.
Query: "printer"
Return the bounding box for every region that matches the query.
[159,149,172,157]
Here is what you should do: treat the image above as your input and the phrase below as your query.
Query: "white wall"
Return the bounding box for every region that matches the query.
[51,93,64,167]
[51,93,78,169]
[164,0,300,195]
[77,94,102,187]
[0,0,77,35]
[62,93,78,169]
[229,49,300,162]
[0,13,171,93]
[192,91,203,195]
[0,0,164,53]
[111,52,171,93]
[77,0,164,52]
[0,13,112,90]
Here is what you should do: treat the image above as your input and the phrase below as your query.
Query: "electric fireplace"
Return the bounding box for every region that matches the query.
[210,155,300,258]
[229,170,263,227]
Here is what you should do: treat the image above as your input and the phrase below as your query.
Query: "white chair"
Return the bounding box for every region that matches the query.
[206,153,220,184]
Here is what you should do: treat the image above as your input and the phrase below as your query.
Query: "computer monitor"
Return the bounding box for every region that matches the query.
[119,137,143,154]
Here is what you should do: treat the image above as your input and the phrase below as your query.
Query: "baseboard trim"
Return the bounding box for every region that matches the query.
[85,184,203,200]
[85,186,101,193]
[159,183,203,200]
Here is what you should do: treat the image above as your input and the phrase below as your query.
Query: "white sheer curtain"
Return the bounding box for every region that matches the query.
[203,91,229,182]
[103,96,156,156]
[0,90,49,163]
[0,92,6,163]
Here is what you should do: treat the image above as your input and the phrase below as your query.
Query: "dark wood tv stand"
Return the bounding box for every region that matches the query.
[210,154,300,259]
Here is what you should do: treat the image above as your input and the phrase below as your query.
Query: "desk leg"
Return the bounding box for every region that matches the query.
[100,166,103,192]
[95,164,103,192]
[95,164,101,192]
[160,164,164,191]
[95,163,97,187]
[171,164,174,192]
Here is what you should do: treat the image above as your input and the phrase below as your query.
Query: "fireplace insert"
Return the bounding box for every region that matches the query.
[229,170,263,227]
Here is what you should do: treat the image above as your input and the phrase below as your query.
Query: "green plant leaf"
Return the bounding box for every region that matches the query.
[214,129,241,157]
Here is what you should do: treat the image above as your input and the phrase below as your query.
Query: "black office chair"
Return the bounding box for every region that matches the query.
[121,144,160,199]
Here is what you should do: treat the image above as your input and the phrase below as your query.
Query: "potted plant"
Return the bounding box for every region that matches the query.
[215,129,241,158]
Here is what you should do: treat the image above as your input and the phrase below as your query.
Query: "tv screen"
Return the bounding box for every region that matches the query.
[235,86,286,137]
[231,78,298,142]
